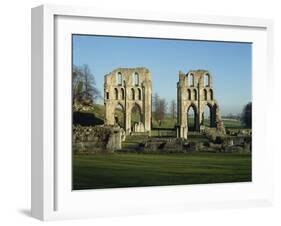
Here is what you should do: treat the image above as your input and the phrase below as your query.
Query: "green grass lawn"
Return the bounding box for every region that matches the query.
[152,117,177,129]
[73,152,252,190]
[222,118,244,128]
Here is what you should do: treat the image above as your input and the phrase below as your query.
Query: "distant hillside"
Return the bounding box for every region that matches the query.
[73,104,105,126]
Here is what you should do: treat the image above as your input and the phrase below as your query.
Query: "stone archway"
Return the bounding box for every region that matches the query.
[187,104,198,131]
[114,103,125,129]
[104,68,152,135]
[130,103,145,133]
[202,103,214,127]
[177,70,225,139]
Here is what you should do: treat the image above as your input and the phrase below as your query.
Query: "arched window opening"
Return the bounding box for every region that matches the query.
[204,74,210,87]
[131,88,135,100]
[189,73,194,86]
[187,105,196,131]
[187,89,191,100]
[114,88,118,100]
[193,89,197,100]
[114,104,125,128]
[202,104,212,127]
[204,89,207,100]
[106,92,109,99]
[131,104,142,131]
[210,89,213,100]
[138,88,141,100]
[121,88,125,100]
[213,104,217,127]
[117,72,122,86]
[134,72,139,86]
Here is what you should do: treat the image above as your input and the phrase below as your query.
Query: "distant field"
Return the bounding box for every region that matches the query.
[152,117,177,129]
[77,104,245,130]
[73,152,252,190]
[222,118,244,128]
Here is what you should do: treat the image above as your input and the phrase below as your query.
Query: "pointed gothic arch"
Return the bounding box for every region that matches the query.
[121,88,125,100]
[187,89,191,100]
[117,72,122,86]
[203,89,207,100]
[131,88,135,100]
[114,103,125,128]
[193,89,197,100]
[210,89,213,100]
[202,103,212,127]
[138,88,141,100]
[187,104,198,131]
[114,88,118,100]
[131,103,142,129]
[204,73,210,87]
[189,73,194,86]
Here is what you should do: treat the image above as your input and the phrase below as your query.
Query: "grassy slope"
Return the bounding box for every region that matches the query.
[73,152,251,190]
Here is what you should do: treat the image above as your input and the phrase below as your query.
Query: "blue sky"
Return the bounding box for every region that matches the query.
[72,35,252,115]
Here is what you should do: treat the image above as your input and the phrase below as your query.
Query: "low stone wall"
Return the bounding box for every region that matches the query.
[141,138,185,153]
[73,125,125,153]
[226,129,252,136]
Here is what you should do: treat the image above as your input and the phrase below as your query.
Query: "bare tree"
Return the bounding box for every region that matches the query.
[72,65,84,104]
[158,98,167,125]
[152,93,168,126]
[72,64,101,106]
[159,98,167,121]
[170,100,177,119]
[152,93,160,114]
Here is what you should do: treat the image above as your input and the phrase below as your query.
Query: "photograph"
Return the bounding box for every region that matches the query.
[72,34,252,190]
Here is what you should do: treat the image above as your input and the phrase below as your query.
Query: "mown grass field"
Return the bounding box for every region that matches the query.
[222,118,244,129]
[73,152,252,190]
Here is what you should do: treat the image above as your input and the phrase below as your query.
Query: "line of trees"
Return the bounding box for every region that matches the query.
[72,64,101,107]
[170,99,177,119]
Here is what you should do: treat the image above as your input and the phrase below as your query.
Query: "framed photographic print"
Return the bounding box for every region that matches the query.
[31,4,274,221]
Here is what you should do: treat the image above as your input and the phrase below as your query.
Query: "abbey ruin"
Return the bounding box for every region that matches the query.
[104,67,225,138]
[104,68,152,135]
[73,66,251,154]
[177,70,225,139]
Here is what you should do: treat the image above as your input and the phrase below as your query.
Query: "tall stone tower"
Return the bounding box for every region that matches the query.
[177,70,225,139]
[104,67,152,135]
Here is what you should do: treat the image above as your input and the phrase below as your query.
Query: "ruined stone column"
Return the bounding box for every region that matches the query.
[143,80,152,132]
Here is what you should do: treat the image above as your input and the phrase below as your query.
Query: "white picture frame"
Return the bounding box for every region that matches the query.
[31,4,274,221]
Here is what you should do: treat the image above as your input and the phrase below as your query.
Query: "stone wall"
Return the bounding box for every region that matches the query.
[142,138,184,153]
[73,125,125,153]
